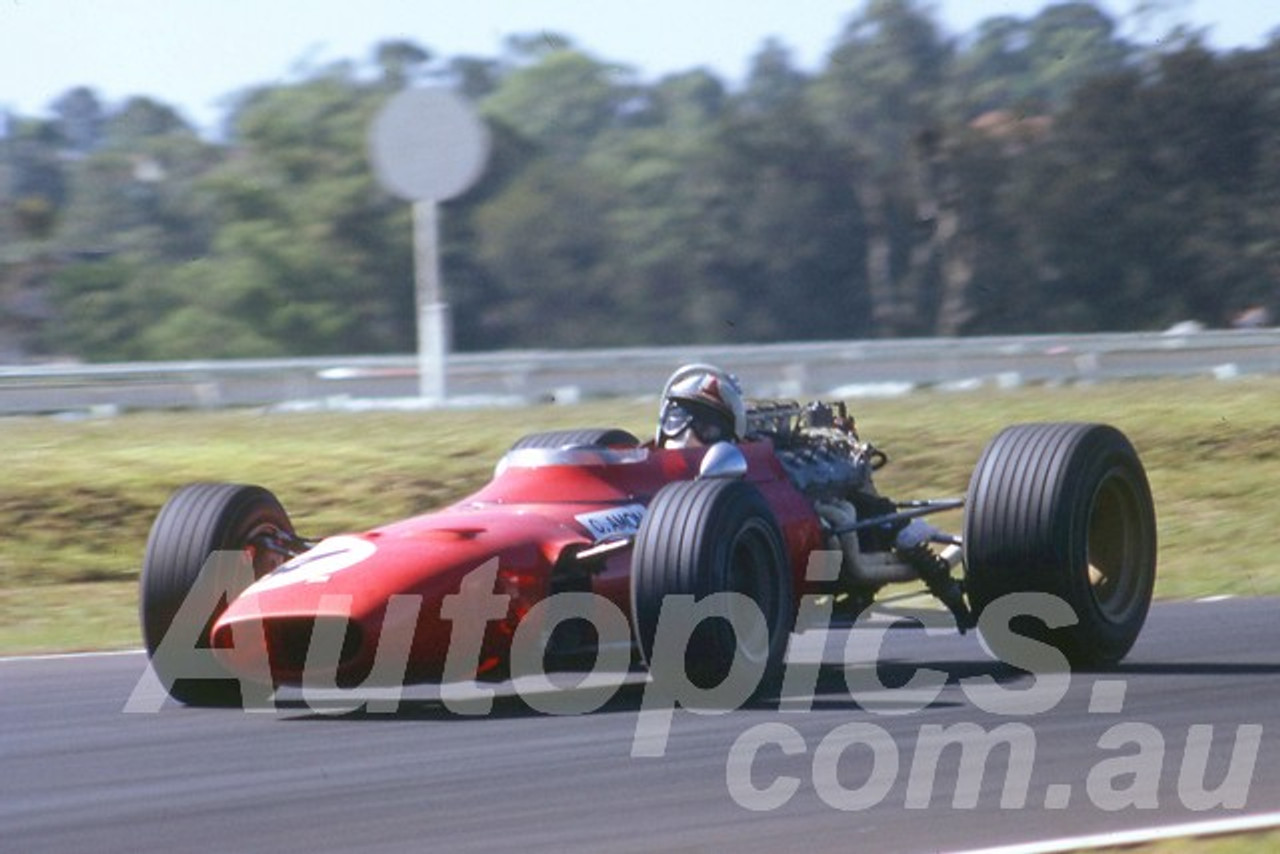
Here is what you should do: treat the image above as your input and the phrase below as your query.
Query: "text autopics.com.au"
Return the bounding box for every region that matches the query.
[131,553,1264,814]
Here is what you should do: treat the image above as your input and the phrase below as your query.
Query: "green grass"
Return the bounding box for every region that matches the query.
[1094,829,1280,853]
[2,376,1278,654]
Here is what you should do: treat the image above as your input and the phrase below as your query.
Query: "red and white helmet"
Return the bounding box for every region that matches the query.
[656,364,747,446]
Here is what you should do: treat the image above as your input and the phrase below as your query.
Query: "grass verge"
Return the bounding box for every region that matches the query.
[1,376,1276,654]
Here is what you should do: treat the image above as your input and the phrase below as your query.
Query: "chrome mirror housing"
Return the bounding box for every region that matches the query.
[697,441,748,480]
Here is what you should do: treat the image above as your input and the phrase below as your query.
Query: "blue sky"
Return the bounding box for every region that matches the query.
[1,0,1275,133]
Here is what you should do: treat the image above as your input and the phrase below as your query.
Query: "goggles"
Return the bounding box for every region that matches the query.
[661,401,728,444]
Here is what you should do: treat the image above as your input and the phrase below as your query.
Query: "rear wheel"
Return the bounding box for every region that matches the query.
[509,428,639,451]
[631,479,794,700]
[964,423,1157,667]
[140,483,295,706]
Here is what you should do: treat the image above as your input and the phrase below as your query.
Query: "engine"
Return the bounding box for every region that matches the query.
[746,400,973,627]
[747,401,885,501]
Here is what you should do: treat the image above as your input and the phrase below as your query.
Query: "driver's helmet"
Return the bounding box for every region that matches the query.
[657,364,746,447]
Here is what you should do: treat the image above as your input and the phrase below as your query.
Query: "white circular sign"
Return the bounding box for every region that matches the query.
[370,89,490,202]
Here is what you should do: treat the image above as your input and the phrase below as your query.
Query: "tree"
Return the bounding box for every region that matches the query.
[953,16,1038,115]
[482,42,637,161]
[47,258,171,359]
[5,119,68,241]
[813,0,954,336]
[10,4,1279,363]
[704,45,869,340]
[579,70,729,343]
[55,95,219,260]
[1010,42,1274,330]
[739,39,808,114]
[470,159,621,346]
[200,68,412,354]
[51,87,105,154]
[105,97,192,146]
[447,56,505,100]
[374,40,433,89]
[1025,3,1131,108]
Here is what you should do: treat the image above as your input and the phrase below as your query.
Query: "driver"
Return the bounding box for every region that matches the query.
[655,364,746,449]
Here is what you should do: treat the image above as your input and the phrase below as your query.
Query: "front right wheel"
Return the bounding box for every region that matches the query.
[963,422,1157,667]
[140,483,295,706]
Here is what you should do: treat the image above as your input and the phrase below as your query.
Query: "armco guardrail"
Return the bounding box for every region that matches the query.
[0,330,1277,414]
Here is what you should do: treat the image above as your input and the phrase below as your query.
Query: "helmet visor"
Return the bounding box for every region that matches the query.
[661,401,729,444]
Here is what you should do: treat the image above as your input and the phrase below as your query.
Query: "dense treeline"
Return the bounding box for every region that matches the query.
[1,0,1277,361]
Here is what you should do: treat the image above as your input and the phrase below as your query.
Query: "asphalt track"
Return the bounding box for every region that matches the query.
[3,598,1278,854]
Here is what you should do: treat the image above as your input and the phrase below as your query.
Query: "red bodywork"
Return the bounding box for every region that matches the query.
[211,440,824,687]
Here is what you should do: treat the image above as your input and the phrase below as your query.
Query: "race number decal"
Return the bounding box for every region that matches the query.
[252,536,377,591]
[575,504,646,541]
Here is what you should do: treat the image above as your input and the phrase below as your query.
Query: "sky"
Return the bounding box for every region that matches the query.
[1,0,1276,135]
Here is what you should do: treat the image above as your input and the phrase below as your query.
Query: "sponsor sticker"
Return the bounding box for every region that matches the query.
[574,504,646,541]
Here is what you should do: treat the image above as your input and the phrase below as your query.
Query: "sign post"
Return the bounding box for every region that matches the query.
[411,201,448,402]
[369,89,489,403]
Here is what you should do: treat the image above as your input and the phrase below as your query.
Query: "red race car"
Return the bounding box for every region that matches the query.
[140,364,1157,707]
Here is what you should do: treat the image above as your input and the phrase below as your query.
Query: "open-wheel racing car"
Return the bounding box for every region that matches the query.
[140,364,1157,707]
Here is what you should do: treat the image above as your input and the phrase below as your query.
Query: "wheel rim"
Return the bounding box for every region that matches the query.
[726,519,778,665]
[1085,468,1151,623]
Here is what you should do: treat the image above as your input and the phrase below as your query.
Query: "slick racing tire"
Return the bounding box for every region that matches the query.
[964,423,1157,667]
[140,483,294,707]
[509,428,640,451]
[631,479,795,701]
